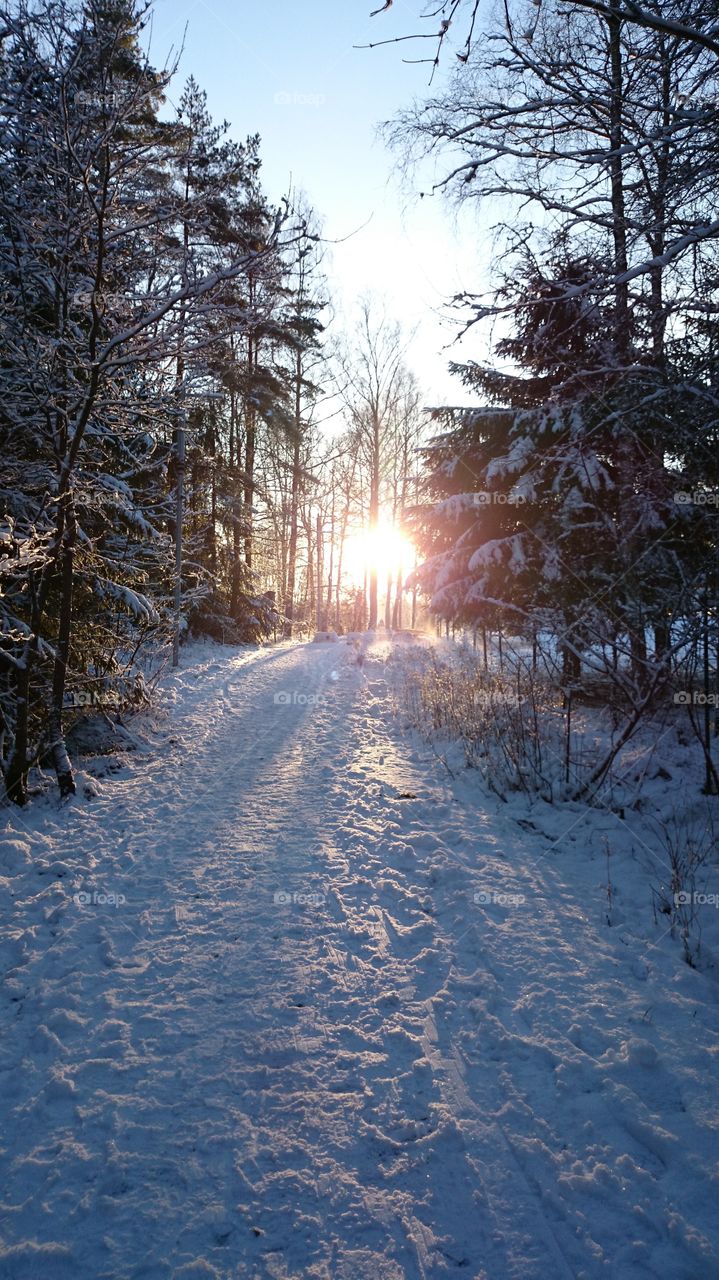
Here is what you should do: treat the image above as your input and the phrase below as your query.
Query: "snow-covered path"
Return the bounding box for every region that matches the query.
[1,639,718,1280]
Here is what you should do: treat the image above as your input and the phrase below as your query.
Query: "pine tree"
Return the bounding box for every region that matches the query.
[0,1,290,802]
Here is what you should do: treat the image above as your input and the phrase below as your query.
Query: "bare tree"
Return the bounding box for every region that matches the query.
[338,298,410,628]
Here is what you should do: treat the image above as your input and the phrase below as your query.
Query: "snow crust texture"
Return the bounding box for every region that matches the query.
[0,639,717,1279]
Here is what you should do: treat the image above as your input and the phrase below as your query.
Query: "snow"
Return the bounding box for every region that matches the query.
[0,636,718,1278]
[93,578,159,625]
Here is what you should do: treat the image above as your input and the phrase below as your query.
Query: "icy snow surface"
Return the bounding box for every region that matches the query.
[0,637,717,1279]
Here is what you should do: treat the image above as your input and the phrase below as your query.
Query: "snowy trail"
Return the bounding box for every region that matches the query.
[1,638,718,1280]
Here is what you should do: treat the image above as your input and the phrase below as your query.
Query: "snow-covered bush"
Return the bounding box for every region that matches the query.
[651,812,718,967]
[398,646,587,801]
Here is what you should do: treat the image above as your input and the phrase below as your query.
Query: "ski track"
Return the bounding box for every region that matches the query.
[0,638,718,1280]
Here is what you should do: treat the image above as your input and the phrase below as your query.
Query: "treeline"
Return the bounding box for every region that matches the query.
[386,0,718,789]
[0,0,430,806]
[0,0,331,804]
[0,0,319,798]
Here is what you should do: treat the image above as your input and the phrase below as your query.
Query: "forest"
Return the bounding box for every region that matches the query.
[0,1,425,804]
[1,5,718,1278]
[0,0,717,807]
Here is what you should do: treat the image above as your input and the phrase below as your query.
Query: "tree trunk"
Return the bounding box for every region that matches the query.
[702,588,715,793]
[172,415,186,667]
[325,492,335,628]
[4,659,31,805]
[229,385,242,618]
[244,292,257,569]
[49,502,77,797]
[607,6,630,354]
[367,414,380,629]
[316,512,323,632]
[392,575,402,629]
[5,524,69,804]
[244,396,256,570]
[284,430,301,636]
[208,426,218,577]
[653,623,670,661]
[305,518,314,632]
[334,546,344,631]
[561,643,580,684]
[629,624,648,688]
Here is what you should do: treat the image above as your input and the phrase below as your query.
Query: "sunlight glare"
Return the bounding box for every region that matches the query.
[343,524,416,589]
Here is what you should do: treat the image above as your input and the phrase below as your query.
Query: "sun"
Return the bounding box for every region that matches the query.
[343,523,416,589]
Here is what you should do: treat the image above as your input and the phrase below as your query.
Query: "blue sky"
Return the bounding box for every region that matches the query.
[146,0,494,403]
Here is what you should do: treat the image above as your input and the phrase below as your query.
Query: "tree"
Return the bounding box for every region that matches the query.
[338,298,412,628]
[0,0,290,803]
[275,199,327,636]
[367,1,719,75]
[381,0,717,788]
[166,78,289,653]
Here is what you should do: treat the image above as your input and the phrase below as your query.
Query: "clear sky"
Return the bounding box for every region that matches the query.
[145,0,494,405]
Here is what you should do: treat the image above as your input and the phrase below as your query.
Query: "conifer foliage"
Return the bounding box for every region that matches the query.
[0,1,319,803]
[390,0,718,787]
